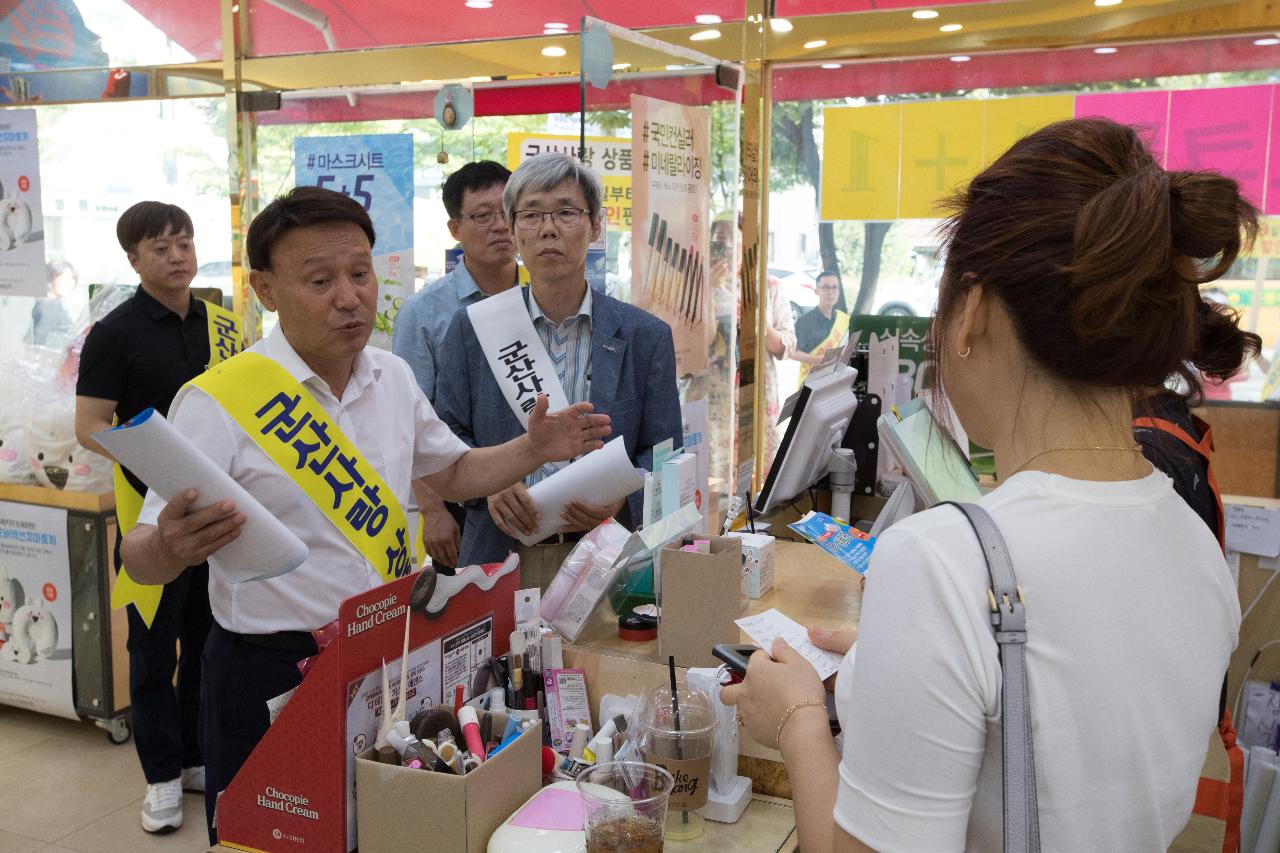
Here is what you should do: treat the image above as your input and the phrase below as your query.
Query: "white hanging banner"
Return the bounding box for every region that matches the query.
[0,109,44,296]
[467,287,569,431]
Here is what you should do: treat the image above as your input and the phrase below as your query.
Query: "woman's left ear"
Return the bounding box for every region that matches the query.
[953,273,986,357]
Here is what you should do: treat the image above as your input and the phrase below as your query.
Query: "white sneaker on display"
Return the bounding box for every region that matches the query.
[141,778,183,834]
[181,765,205,793]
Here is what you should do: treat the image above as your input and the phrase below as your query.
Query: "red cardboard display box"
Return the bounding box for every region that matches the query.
[215,557,521,853]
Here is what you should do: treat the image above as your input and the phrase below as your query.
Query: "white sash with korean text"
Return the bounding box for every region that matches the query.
[467,286,569,430]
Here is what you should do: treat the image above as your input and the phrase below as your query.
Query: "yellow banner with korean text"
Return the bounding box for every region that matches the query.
[112,299,246,626]
[821,95,1075,221]
[506,132,633,230]
[188,351,412,585]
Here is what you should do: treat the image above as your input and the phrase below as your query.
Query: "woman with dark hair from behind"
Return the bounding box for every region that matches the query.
[722,117,1251,852]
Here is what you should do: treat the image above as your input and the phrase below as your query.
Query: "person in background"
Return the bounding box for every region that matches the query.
[723,118,1247,852]
[29,260,77,346]
[435,152,681,585]
[74,203,211,836]
[793,270,851,382]
[392,160,518,571]
[761,269,797,470]
[117,187,608,844]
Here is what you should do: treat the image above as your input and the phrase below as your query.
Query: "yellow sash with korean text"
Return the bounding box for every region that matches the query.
[112,300,245,626]
[798,309,851,384]
[188,351,411,584]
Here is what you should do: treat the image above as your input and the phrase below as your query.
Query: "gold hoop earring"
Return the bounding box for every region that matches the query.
[958,347,971,359]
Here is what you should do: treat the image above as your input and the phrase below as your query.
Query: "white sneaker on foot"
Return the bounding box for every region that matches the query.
[181,765,205,793]
[141,778,183,834]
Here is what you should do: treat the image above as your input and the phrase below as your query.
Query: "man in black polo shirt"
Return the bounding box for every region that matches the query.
[74,202,213,836]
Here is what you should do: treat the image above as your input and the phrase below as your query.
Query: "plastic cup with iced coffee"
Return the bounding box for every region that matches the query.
[576,761,674,853]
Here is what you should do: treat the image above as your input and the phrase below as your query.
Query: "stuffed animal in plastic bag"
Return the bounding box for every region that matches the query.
[12,600,57,660]
[25,399,112,493]
[0,569,23,646]
[0,405,32,484]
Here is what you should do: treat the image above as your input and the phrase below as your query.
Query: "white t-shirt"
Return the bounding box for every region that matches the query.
[833,470,1239,852]
[138,327,469,633]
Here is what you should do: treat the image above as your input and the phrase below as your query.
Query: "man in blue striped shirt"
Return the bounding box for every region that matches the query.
[434,153,682,581]
[393,161,517,570]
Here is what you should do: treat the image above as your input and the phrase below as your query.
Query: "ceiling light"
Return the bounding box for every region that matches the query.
[612,62,630,69]
[804,39,828,49]
[1094,46,1117,54]
[544,21,568,29]
[1255,37,1280,46]
[939,23,962,32]
[469,76,491,82]
[690,29,721,41]
[950,55,971,62]
[822,63,842,69]
[464,0,492,7]
[695,14,722,24]
[912,10,939,19]
[1094,0,1121,5]
[541,46,567,57]
[769,18,794,33]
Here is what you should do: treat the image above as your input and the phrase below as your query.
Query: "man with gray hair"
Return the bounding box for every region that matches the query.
[434,152,682,580]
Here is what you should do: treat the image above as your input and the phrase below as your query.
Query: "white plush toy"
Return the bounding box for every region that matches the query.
[4,197,32,244]
[14,601,57,658]
[25,401,112,493]
[0,406,33,484]
[0,569,23,646]
[6,637,33,665]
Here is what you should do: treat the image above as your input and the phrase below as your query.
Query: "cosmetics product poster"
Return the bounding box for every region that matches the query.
[295,133,413,350]
[0,501,75,719]
[631,95,713,376]
[0,109,43,296]
[343,639,442,850]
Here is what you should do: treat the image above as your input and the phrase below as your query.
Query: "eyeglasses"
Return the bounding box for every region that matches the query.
[818,284,841,292]
[514,207,588,231]
[457,210,507,228]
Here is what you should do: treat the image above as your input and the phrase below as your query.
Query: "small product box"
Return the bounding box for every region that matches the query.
[661,452,700,519]
[728,531,775,599]
[356,705,541,853]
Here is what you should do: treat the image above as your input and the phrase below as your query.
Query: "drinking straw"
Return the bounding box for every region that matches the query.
[668,655,688,825]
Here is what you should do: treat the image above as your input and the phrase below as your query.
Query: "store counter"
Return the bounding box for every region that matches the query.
[562,539,863,799]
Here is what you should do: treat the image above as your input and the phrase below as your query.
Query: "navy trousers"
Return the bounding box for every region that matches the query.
[118,530,211,784]
[200,622,309,845]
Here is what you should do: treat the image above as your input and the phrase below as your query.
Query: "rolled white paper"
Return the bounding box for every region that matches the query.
[95,409,309,583]
[517,436,645,546]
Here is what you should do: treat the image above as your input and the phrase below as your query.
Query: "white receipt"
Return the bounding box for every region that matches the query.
[94,410,309,583]
[517,436,645,546]
[735,608,845,681]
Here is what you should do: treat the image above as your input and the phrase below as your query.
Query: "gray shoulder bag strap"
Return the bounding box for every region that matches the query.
[942,502,1041,853]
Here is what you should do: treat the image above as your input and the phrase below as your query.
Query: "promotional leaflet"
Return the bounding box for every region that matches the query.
[295,133,414,349]
[0,109,43,296]
[788,510,876,575]
[0,501,75,719]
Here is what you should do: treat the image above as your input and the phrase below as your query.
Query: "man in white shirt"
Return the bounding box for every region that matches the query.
[120,186,610,844]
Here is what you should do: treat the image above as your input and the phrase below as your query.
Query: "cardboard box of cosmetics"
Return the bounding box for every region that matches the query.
[356,705,542,853]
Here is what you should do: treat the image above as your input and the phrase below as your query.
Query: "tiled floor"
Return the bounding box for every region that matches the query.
[0,706,209,852]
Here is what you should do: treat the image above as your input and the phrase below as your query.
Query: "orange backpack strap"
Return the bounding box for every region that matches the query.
[1133,415,1225,551]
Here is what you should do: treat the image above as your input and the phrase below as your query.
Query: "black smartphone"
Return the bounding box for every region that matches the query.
[712,643,761,678]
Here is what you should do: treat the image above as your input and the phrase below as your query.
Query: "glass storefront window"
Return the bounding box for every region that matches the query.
[0,97,230,354]
[770,46,1280,403]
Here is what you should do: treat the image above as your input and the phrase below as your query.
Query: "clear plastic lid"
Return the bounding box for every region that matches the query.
[635,681,717,741]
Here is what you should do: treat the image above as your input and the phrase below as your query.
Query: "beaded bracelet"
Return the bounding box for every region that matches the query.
[775,699,825,748]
